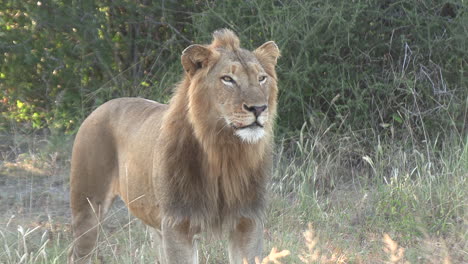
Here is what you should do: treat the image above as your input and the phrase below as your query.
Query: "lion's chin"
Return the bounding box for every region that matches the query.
[234,126,265,144]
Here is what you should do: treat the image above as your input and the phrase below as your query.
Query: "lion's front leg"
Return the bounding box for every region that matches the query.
[228,218,263,264]
[161,219,199,264]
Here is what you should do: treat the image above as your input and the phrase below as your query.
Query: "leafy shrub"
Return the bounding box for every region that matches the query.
[1,0,194,133]
[1,0,466,140]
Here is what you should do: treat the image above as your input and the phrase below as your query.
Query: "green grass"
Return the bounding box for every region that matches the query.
[0,129,465,263]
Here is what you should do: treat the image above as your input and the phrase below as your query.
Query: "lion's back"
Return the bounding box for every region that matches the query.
[71,97,168,198]
[80,97,166,141]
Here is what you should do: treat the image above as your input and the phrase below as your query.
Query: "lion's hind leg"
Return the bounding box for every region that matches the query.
[68,199,101,264]
[68,116,120,264]
[69,195,116,262]
[68,188,117,264]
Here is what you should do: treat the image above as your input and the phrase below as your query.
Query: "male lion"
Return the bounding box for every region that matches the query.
[69,29,280,264]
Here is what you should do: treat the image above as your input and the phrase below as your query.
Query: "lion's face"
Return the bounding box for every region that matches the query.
[182,29,280,144]
[210,49,272,143]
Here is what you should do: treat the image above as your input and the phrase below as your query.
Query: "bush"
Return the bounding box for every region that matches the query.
[1,0,466,140]
[1,0,194,133]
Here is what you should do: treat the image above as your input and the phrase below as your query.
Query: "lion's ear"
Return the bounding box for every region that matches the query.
[254,41,280,67]
[181,44,214,76]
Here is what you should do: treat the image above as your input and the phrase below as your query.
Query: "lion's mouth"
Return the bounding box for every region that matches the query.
[232,121,266,143]
[232,121,264,130]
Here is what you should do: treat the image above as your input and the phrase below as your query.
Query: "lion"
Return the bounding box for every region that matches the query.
[68,29,280,264]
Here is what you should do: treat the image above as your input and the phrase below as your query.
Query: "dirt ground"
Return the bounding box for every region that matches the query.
[0,161,130,244]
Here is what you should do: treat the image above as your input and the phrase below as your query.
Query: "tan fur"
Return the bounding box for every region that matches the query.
[69,29,280,264]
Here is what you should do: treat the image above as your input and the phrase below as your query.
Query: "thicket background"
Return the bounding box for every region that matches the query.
[2,0,466,138]
[0,0,467,263]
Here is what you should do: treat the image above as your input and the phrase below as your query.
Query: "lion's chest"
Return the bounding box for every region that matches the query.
[157,155,267,230]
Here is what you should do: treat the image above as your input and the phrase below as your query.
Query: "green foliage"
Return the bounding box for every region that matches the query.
[193,0,467,137]
[1,0,466,139]
[1,0,194,133]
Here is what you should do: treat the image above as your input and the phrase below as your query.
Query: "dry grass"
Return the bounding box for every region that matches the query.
[0,118,466,263]
[299,223,348,264]
[258,223,458,264]
[2,218,460,264]
[382,233,409,264]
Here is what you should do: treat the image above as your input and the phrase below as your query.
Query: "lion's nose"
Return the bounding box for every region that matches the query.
[243,104,267,117]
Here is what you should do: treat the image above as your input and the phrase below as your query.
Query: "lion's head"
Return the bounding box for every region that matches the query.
[181,29,280,144]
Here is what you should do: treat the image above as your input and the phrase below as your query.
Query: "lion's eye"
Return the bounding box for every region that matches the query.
[221,76,235,85]
[259,75,267,84]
